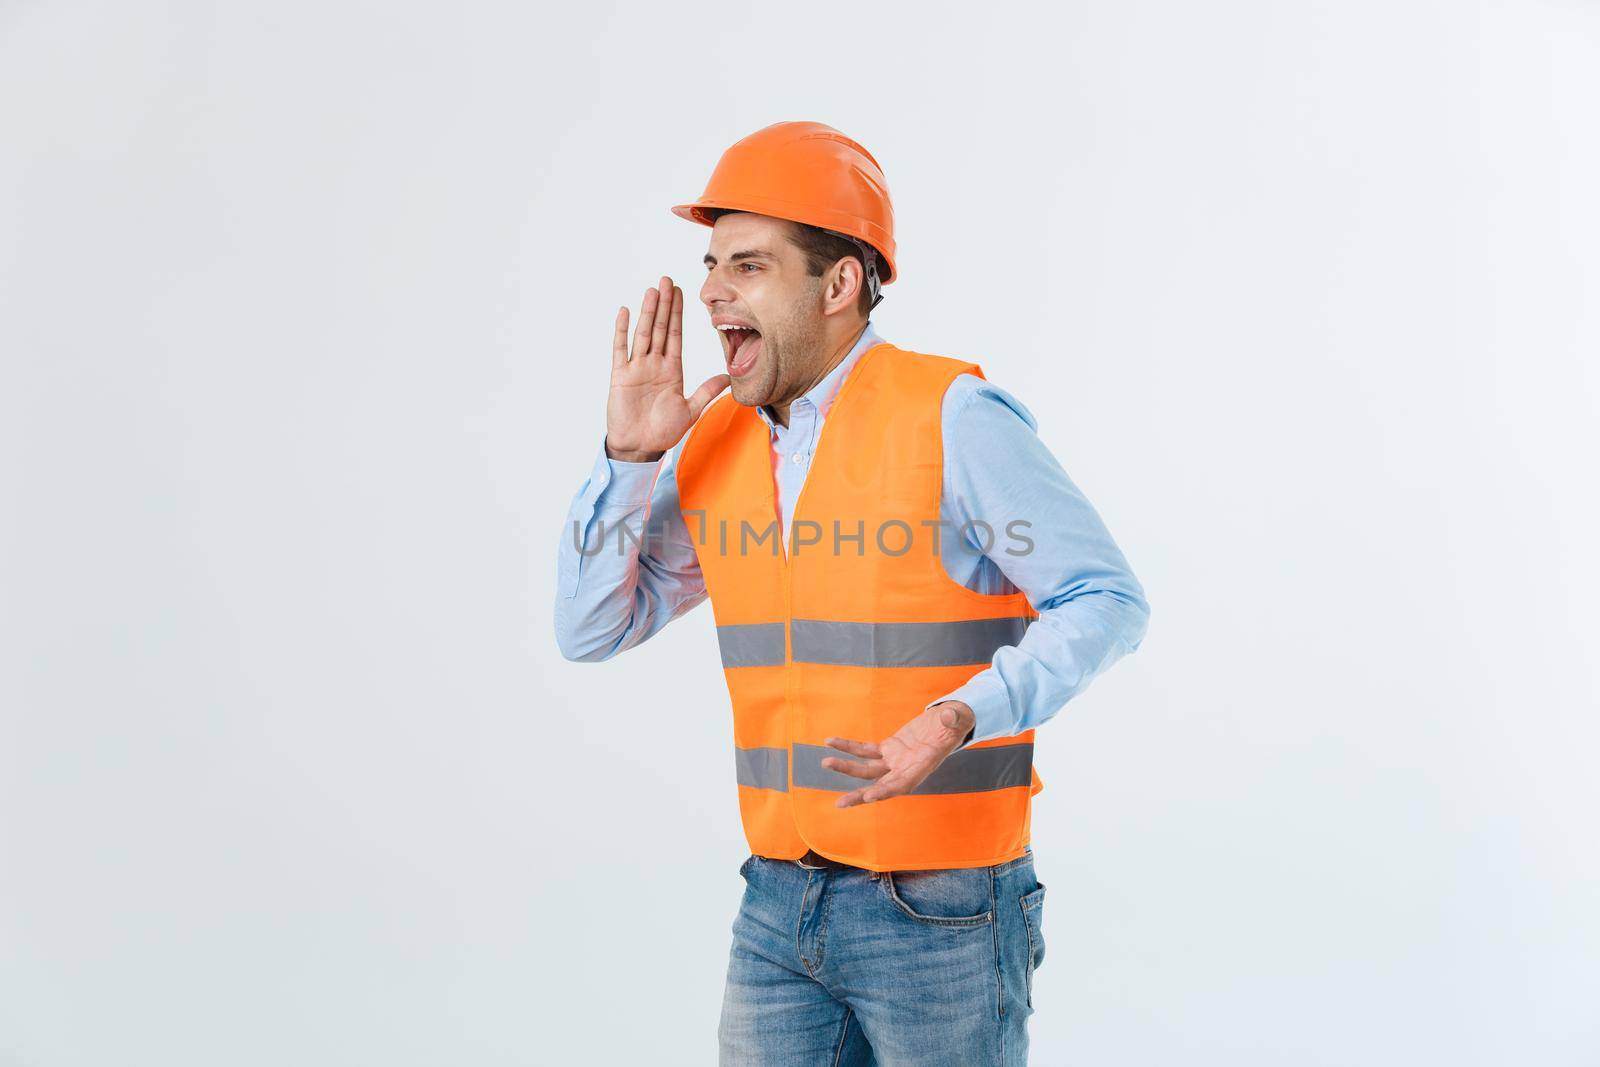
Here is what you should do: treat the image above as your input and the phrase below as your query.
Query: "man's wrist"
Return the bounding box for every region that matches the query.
[604,434,665,464]
[927,676,1009,750]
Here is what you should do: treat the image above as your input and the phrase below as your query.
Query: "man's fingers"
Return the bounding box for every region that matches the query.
[687,373,731,421]
[821,755,886,780]
[664,285,684,362]
[836,774,911,808]
[858,783,899,804]
[612,306,630,369]
[631,285,658,359]
[650,276,673,355]
[824,736,882,760]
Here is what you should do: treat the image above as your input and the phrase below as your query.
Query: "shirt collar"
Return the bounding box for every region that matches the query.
[756,321,885,431]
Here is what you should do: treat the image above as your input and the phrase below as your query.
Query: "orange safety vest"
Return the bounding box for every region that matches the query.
[675,341,1043,872]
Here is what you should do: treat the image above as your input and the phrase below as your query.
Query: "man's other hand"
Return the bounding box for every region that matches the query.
[820,701,977,808]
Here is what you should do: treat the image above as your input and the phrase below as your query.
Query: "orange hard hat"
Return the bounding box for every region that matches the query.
[672,121,897,300]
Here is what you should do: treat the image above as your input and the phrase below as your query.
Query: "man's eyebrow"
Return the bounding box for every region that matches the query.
[703,249,778,267]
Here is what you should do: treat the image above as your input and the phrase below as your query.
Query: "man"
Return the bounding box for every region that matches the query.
[555,121,1148,1065]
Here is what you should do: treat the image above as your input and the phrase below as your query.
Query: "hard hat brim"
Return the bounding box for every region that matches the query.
[671,195,896,285]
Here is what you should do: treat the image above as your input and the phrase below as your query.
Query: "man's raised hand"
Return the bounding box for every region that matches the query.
[604,275,731,463]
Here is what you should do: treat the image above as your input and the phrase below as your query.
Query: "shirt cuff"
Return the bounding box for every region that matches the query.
[926,672,1013,749]
[593,438,662,511]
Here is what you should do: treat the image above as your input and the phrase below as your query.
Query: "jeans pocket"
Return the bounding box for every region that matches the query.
[1019,882,1047,1007]
[882,868,994,927]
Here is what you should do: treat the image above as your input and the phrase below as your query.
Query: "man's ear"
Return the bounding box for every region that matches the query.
[823,256,864,315]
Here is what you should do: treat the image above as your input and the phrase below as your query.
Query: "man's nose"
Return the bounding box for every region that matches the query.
[701,271,733,308]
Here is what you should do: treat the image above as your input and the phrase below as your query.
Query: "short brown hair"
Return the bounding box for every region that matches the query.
[706,209,877,317]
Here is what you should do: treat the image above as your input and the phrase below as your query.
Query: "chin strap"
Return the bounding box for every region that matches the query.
[826,229,885,311]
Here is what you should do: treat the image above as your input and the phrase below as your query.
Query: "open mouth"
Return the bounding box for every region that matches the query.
[717,323,764,378]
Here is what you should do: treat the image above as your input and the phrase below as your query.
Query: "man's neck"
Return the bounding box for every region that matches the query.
[763,322,869,429]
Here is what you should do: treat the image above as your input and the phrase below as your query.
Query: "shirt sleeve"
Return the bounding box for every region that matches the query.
[553,435,708,661]
[923,375,1151,747]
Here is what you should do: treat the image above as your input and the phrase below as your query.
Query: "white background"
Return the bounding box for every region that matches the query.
[3,1,1597,1064]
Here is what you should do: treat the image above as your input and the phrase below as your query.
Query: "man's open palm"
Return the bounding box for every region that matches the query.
[605,275,730,462]
[821,701,975,808]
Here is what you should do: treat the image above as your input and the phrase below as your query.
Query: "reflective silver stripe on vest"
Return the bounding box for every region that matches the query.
[734,746,789,792]
[791,742,1034,795]
[718,617,1034,669]
[790,617,1032,668]
[716,622,787,668]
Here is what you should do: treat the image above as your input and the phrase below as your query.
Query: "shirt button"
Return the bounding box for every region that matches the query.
[792,452,803,464]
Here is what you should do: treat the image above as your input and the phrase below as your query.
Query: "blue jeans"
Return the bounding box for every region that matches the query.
[717,849,1047,1066]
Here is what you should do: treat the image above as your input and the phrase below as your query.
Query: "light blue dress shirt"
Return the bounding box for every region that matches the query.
[555,322,1149,747]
